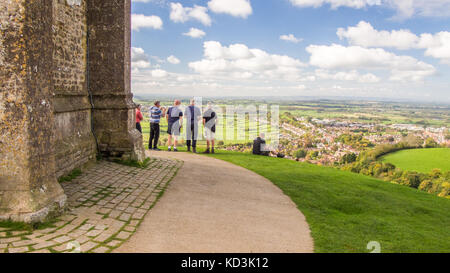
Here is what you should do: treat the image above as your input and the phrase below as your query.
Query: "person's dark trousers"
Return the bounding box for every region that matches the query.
[186,123,198,150]
[136,122,142,133]
[149,123,160,149]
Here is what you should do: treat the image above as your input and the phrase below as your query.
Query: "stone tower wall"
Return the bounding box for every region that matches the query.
[0,0,144,222]
[52,0,97,177]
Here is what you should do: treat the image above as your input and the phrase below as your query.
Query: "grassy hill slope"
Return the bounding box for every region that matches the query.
[380,148,450,173]
[206,151,450,253]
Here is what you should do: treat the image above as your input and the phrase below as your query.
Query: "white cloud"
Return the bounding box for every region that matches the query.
[183,28,206,38]
[315,69,380,83]
[151,69,169,78]
[167,55,181,64]
[338,21,450,63]
[170,3,212,26]
[289,0,381,9]
[306,44,436,81]
[386,0,450,19]
[337,21,418,50]
[419,32,450,63]
[131,14,163,31]
[280,34,303,43]
[189,41,306,80]
[207,0,253,18]
[290,0,450,19]
[131,47,151,70]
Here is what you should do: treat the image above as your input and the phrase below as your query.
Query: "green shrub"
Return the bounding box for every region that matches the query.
[295,149,307,159]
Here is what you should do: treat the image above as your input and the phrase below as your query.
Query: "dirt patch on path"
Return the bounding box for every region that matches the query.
[115,151,314,253]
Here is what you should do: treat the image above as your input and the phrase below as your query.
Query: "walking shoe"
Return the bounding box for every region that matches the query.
[211,148,215,154]
[174,148,178,152]
[168,147,172,151]
[203,148,210,154]
[153,148,161,151]
[193,147,197,154]
[187,147,191,152]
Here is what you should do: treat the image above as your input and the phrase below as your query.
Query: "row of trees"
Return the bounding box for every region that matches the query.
[340,138,449,198]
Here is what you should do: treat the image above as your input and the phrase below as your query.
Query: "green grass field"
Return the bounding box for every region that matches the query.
[203,150,450,253]
[381,148,450,173]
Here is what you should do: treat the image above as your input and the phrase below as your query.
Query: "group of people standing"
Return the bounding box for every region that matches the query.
[135,99,217,153]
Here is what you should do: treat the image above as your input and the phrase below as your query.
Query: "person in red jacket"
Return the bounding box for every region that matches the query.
[136,104,144,133]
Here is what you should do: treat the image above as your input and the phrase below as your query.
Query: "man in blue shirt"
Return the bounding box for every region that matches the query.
[184,99,202,153]
[149,101,166,151]
[166,100,183,152]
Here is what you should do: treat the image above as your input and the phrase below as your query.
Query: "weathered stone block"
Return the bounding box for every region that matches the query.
[0,0,144,222]
[0,0,67,222]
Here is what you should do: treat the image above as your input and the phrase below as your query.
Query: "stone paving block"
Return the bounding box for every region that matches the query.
[29,249,52,253]
[56,224,77,234]
[95,224,108,231]
[10,231,28,237]
[115,231,132,240]
[93,232,113,243]
[8,247,29,253]
[128,220,140,227]
[54,235,72,244]
[79,224,95,231]
[132,212,145,220]
[52,244,70,252]
[12,240,35,247]
[91,246,110,253]
[36,228,56,234]
[0,237,22,244]
[81,241,98,253]
[125,207,137,214]
[38,233,58,242]
[123,226,136,233]
[68,229,86,239]
[75,235,90,245]
[106,240,122,248]
[119,213,131,222]
[109,210,121,218]
[86,229,103,238]
[33,241,56,250]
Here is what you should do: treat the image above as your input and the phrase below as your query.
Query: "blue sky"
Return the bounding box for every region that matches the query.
[130,0,450,102]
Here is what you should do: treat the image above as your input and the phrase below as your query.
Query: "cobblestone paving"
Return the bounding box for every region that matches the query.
[0,158,182,253]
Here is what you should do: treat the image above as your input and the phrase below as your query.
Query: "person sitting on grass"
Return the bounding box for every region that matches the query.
[166,100,183,152]
[253,133,270,156]
[203,102,218,154]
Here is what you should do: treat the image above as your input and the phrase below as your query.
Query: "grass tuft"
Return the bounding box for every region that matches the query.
[58,169,82,183]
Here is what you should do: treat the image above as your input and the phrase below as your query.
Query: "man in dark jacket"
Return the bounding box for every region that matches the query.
[253,133,270,156]
[185,99,202,153]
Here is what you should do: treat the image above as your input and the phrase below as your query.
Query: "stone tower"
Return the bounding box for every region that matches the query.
[0,0,145,223]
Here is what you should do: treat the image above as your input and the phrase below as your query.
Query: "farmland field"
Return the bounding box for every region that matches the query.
[381,148,450,173]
